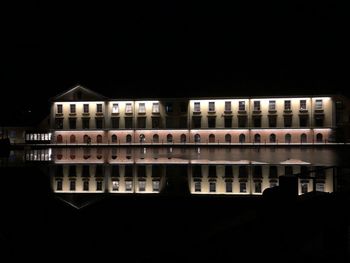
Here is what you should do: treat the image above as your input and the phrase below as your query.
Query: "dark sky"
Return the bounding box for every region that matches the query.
[1,1,348,123]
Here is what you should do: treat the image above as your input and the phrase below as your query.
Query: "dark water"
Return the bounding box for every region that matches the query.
[1,146,350,262]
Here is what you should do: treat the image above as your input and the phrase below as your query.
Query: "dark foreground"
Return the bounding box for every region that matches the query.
[1,166,349,262]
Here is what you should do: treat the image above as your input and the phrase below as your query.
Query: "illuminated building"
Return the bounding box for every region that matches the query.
[50,85,350,144]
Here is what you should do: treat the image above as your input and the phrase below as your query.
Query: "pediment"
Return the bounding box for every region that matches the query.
[52,85,107,102]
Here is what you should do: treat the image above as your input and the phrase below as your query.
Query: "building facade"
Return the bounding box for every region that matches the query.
[50,85,350,144]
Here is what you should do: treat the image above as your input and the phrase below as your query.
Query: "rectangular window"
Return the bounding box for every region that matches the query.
[240,182,247,193]
[138,103,146,113]
[225,182,233,193]
[208,102,215,112]
[208,117,216,128]
[56,180,63,191]
[112,180,119,191]
[194,181,201,192]
[152,181,160,192]
[194,102,201,112]
[83,104,89,113]
[125,103,133,113]
[192,117,201,128]
[57,104,63,114]
[96,181,103,191]
[284,116,292,127]
[315,99,323,110]
[152,117,161,129]
[238,116,247,127]
[70,180,76,191]
[82,118,90,129]
[269,100,276,111]
[125,117,133,129]
[225,101,231,112]
[70,104,76,113]
[268,116,277,128]
[96,118,103,129]
[315,116,324,127]
[224,117,232,128]
[254,101,260,111]
[112,103,119,113]
[301,183,308,194]
[55,118,63,129]
[253,116,261,127]
[111,117,119,129]
[179,117,187,129]
[165,102,173,113]
[96,104,103,113]
[137,117,146,128]
[180,102,187,113]
[299,115,308,127]
[284,100,291,110]
[69,118,76,129]
[300,100,307,110]
[152,103,160,113]
[209,182,216,192]
[316,183,325,192]
[83,181,89,191]
[139,181,146,191]
[239,101,245,111]
[125,181,133,191]
[255,182,262,193]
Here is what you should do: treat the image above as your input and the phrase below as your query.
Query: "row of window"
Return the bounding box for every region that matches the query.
[55,114,324,130]
[56,100,324,115]
[55,133,325,144]
[193,99,323,112]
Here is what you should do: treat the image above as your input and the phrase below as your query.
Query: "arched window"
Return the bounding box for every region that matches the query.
[269,134,276,143]
[254,134,261,143]
[209,134,215,143]
[83,135,90,144]
[316,133,323,143]
[70,135,76,143]
[225,134,231,143]
[194,134,201,143]
[111,134,117,143]
[167,134,173,143]
[56,135,63,143]
[285,133,292,144]
[139,134,145,143]
[301,133,307,143]
[180,134,187,143]
[97,135,103,143]
[126,134,132,143]
[153,134,159,143]
[239,134,245,143]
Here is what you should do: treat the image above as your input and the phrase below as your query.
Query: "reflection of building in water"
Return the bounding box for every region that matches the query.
[189,164,334,195]
[50,147,335,195]
[51,164,164,194]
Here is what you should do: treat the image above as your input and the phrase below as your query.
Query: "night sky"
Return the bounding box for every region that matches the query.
[1,2,347,124]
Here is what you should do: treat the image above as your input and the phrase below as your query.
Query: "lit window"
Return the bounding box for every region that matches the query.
[194,181,201,192]
[315,99,323,110]
[316,183,325,192]
[152,103,160,113]
[239,101,245,111]
[139,181,146,191]
[225,101,231,111]
[125,181,133,191]
[112,180,119,191]
[83,104,89,113]
[300,100,307,110]
[70,104,76,113]
[208,102,215,112]
[112,103,119,113]
[57,104,63,114]
[96,104,103,113]
[125,103,133,113]
[254,101,260,111]
[194,102,201,112]
[138,103,146,113]
[269,100,276,111]
[152,181,160,192]
[284,100,291,110]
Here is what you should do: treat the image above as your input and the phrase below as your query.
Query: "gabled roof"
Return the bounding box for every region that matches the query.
[51,84,107,102]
